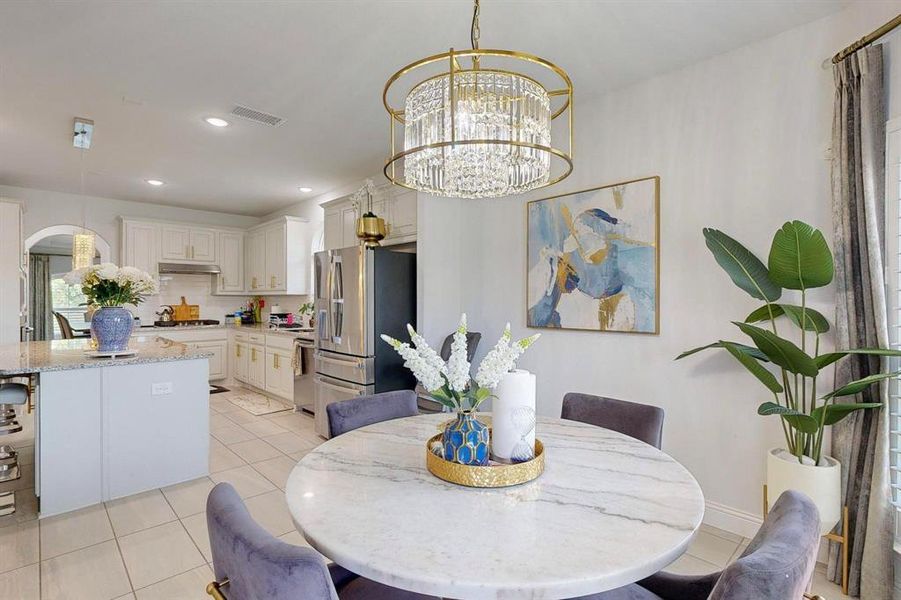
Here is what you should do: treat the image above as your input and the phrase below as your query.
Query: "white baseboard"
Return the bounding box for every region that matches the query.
[704,500,763,539]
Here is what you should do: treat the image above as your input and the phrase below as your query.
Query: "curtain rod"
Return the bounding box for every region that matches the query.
[833,12,901,63]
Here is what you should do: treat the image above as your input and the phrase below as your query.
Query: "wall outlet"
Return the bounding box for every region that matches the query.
[151,382,173,395]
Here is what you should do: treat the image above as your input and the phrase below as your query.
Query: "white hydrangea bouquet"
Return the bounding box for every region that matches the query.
[65,263,158,307]
[381,314,540,412]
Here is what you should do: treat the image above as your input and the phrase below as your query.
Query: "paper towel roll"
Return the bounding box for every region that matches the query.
[491,369,536,463]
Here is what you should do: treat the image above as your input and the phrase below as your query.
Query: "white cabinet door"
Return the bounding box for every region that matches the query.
[196,341,227,380]
[388,189,417,241]
[324,208,342,251]
[189,229,217,262]
[218,232,244,293]
[123,221,160,276]
[265,348,294,401]
[234,341,249,383]
[247,344,265,389]
[340,205,358,249]
[245,231,265,292]
[265,224,287,292]
[160,225,190,261]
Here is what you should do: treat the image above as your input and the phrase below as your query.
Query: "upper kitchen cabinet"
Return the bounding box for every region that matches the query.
[159,224,217,263]
[217,231,244,294]
[322,184,416,251]
[246,216,312,295]
[121,219,160,276]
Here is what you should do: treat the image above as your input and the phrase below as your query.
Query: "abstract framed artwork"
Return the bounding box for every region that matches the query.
[526,176,660,334]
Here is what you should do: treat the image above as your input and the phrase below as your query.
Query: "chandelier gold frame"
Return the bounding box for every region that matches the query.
[383,47,574,195]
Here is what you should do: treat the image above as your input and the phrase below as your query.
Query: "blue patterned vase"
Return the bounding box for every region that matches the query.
[90,307,134,352]
[442,411,490,466]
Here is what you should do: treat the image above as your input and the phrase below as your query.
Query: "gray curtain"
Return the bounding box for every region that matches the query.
[28,254,54,341]
[829,44,894,599]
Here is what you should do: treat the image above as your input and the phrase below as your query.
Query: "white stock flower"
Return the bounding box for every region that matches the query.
[381,334,444,392]
[446,314,470,393]
[406,324,447,377]
[95,263,120,281]
[474,325,540,389]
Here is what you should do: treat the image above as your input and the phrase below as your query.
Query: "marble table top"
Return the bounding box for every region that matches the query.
[0,336,210,376]
[286,413,705,599]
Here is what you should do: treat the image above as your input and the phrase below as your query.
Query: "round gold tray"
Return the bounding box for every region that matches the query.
[425,433,544,488]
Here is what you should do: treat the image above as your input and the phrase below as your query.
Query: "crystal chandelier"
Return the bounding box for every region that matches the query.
[383,0,573,199]
[72,233,96,270]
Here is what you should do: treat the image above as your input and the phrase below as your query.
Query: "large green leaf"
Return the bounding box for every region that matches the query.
[757,402,820,434]
[733,322,818,376]
[721,342,783,393]
[768,221,834,290]
[745,304,830,333]
[676,341,769,362]
[815,348,901,370]
[810,402,883,426]
[823,371,901,399]
[703,228,782,301]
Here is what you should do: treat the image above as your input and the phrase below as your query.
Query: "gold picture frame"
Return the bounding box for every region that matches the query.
[526,176,660,334]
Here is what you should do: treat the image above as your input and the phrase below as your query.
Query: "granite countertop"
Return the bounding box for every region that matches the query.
[139,322,314,340]
[0,337,211,376]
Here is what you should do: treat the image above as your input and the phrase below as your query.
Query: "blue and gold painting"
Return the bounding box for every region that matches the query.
[527,176,659,334]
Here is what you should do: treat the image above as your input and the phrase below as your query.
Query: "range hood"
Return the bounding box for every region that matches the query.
[158,262,222,275]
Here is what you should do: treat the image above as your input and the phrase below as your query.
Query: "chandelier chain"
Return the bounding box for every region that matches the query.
[471,0,480,50]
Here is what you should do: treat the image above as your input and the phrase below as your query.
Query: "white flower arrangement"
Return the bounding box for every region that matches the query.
[65,263,158,307]
[381,314,540,412]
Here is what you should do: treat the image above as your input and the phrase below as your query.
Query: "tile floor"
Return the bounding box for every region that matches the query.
[0,387,844,599]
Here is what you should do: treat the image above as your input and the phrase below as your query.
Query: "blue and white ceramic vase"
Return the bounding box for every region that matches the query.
[90,307,134,352]
[442,411,490,466]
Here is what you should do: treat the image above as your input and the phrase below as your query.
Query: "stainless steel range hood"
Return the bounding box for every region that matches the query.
[158,262,222,275]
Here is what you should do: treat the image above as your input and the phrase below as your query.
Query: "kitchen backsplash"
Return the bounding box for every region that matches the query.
[131,273,309,324]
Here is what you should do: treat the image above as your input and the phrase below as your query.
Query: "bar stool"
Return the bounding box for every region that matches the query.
[0,377,33,516]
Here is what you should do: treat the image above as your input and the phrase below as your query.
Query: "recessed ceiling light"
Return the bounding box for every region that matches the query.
[298,187,313,193]
[204,117,230,127]
[145,179,165,186]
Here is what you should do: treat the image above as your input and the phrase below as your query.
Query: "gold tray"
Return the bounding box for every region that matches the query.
[425,433,544,488]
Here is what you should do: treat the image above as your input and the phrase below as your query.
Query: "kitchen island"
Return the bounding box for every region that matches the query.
[0,336,210,517]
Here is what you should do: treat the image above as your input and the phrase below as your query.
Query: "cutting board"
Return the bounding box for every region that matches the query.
[173,297,200,321]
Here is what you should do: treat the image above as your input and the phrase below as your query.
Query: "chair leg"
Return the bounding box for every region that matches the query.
[0,445,19,483]
[0,492,14,516]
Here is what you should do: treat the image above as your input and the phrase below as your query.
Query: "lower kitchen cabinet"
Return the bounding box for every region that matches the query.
[233,339,249,382]
[143,328,228,381]
[229,330,309,404]
[194,341,227,380]
[264,348,295,401]
[247,343,265,389]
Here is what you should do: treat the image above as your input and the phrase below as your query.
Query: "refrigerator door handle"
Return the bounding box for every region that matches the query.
[314,376,363,396]
[331,256,344,343]
[317,354,364,369]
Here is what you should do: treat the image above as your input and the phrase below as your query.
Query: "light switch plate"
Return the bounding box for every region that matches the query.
[151,382,173,395]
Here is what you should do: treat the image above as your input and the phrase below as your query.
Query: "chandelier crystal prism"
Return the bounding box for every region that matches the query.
[383,0,573,199]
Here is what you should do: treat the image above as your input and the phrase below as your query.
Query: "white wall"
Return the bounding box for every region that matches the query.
[427,1,901,532]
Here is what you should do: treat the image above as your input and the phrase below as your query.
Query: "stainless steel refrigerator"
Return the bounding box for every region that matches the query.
[312,246,416,437]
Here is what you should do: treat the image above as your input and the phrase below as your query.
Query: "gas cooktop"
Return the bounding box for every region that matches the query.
[149,319,221,328]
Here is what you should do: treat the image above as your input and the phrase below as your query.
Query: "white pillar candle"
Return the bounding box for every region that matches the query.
[491,369,537,463]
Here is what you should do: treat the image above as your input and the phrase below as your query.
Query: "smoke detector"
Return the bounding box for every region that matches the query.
[73,117,94,149]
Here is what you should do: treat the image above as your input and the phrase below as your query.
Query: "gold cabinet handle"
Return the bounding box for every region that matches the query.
[270,275,276,288]
[274,354,280,369]
[235,345,241,358]
[251,348,257,362]
[251,277,257,289]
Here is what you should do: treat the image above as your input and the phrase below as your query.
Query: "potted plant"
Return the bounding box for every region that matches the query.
[65,264,158,352]
[298,302,315,328]
[382,315,539,466]
[678,221,899,534]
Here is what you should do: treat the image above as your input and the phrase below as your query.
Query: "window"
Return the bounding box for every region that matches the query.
[50,275,89,337]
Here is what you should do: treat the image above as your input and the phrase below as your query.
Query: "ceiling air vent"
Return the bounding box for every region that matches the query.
[229,105,286,127]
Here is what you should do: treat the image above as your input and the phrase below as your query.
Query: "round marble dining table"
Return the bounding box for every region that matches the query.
[285,413,704,600]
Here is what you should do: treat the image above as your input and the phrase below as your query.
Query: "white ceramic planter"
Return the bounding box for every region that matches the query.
[766,448,840,536]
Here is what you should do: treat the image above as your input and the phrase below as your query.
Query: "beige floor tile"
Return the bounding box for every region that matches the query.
[727,540,749,564]
[180,512,212,562]
[208,404,220,415]
[228,438,283,463]
[0,520,39,574]
[252,455,297,489]
[40,503,114,559]
[219,409,260,426]
[266,412,316,434]
[699,523,743,543]
[134,564,213,600]
[288,449,312,462]
[244,490,295,537]
[209,439,245,473]
[664,553,720,576]
[118,521,205,589]
[16,445,34,466]
[40,540,132,600]
[241,418,288,437]
[0,488,39,528]
[262,431,317,455]
[113,595,136,600]
[684,529,741,567]
[208,397,236,412]
[209,413,236,431]
[161,477,215,518]
[810,564,844,597]
[0,563,39,600]
[106,490,177,537]
[210,465,275,499]
[210,424,255,445]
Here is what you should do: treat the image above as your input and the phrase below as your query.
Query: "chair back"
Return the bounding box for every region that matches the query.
[206,482,338,600]
[710,490,820,600]
[53,312,75,339]
[327,390,418,437]
[439,331,481,362]
[561,393,664,448]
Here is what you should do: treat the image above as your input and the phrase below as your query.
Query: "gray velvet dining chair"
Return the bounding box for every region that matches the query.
[561,393,665,449]
[571,490,821,600]
[327,389,419,437]
[205,482,437,600]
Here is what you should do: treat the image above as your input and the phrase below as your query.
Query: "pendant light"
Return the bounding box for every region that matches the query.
[72,118,96,269]
[383,0,573,199]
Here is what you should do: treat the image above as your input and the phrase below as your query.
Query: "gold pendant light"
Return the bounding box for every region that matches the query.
[383,0,573,199]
